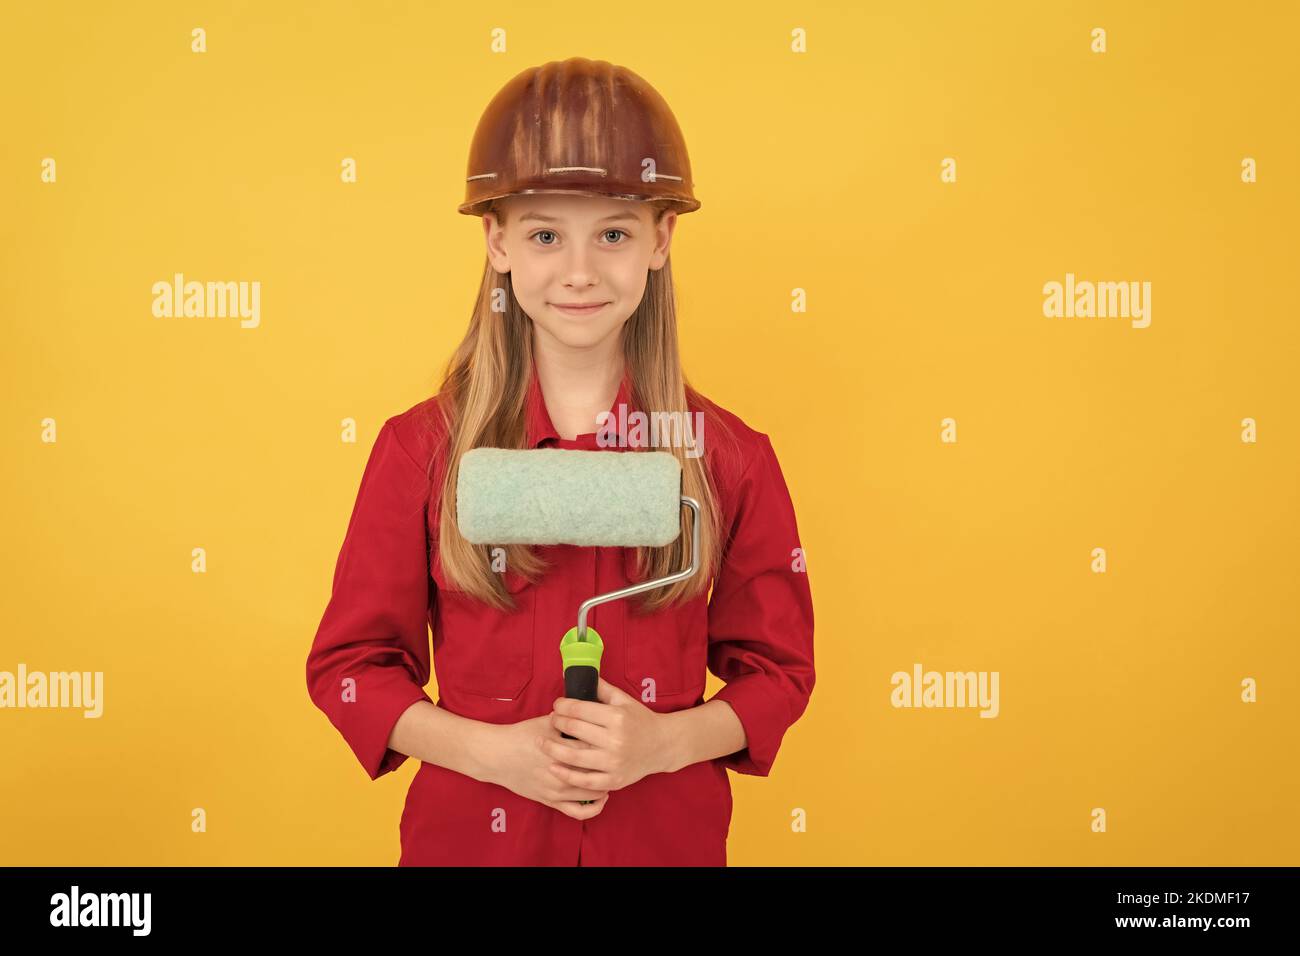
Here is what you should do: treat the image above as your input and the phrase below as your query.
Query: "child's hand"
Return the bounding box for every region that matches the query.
[541,677,672,793]
[487,714,611,820]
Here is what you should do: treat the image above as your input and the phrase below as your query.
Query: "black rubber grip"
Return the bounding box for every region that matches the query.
[561,664,600,805]
[560,664,598,740]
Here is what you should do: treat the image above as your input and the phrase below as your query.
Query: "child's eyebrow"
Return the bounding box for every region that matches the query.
[519,212,641,225]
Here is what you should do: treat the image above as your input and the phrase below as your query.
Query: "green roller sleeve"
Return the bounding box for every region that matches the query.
[456,447,681,546]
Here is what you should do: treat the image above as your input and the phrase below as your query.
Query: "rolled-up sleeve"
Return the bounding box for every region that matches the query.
[306,417,435,780]
[706,432,815,776]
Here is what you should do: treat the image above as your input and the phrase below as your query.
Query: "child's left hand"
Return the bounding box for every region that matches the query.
[541,677,673,792]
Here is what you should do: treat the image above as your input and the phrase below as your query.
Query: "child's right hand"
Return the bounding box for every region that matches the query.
[484,714,610,820]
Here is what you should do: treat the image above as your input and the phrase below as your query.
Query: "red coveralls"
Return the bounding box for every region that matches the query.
[306,361,815,865]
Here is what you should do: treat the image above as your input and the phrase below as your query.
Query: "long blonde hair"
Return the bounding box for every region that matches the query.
[420,199,740,615]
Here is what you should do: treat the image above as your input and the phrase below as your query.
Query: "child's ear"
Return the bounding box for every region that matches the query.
[483,213,511,273]
[649,211,677,270]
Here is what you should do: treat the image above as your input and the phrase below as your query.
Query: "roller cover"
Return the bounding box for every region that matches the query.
[455,447,682,547]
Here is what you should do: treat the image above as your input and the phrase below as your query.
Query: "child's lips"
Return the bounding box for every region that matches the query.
[551,302,610,314]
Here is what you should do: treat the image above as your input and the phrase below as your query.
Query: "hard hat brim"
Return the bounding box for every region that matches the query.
[459,188,701,217]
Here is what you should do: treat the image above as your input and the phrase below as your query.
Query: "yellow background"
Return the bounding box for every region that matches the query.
[2,0,1296,865]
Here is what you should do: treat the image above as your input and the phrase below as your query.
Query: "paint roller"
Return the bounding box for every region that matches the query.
[455,447,701,802]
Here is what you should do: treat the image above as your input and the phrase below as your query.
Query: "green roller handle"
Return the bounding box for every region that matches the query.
[559,626,603,805]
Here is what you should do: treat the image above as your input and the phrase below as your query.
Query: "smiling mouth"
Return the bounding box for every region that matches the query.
[551,302,610,313]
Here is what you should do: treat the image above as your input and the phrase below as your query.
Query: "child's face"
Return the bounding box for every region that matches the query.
[482,194,676,353]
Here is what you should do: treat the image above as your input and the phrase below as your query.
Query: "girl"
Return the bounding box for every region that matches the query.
[305,57,815,866]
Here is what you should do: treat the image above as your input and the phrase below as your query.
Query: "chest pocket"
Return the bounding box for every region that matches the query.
[620,549,709,702]
[430,552,535,701]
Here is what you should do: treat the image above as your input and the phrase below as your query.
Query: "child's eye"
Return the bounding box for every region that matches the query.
[527,229,629,247]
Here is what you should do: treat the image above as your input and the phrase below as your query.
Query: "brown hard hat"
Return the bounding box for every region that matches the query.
[459,57,700,217]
